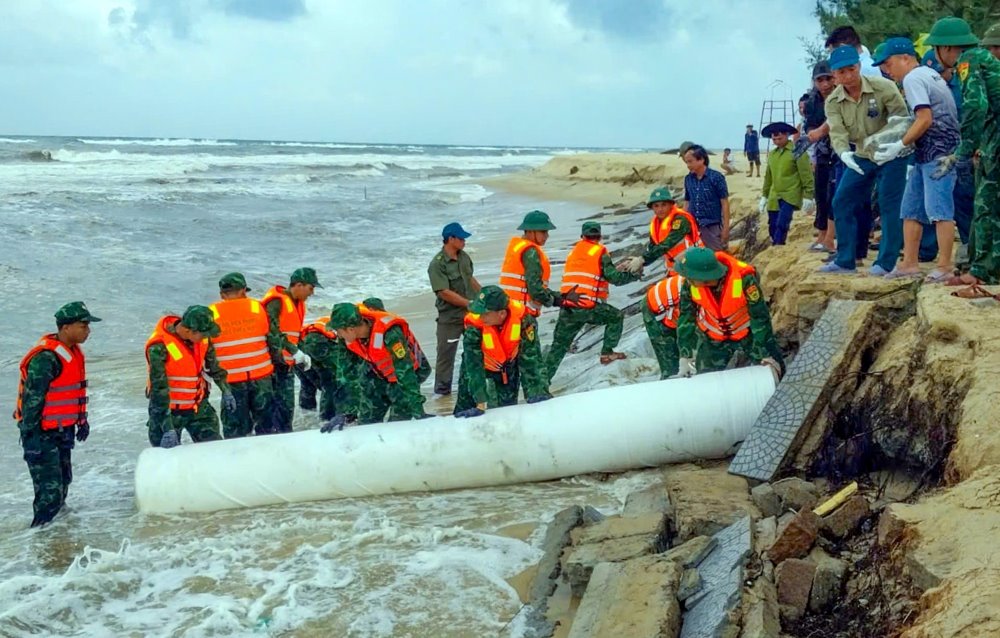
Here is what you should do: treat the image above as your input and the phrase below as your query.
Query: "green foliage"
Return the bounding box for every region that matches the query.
[814,0,1000,46]
[799,35,827,68]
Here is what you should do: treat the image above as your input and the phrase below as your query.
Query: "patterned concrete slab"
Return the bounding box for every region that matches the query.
[729,299,877,481]
[679,516,752,638]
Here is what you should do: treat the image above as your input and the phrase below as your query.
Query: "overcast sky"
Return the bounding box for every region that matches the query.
[0,0,822,148]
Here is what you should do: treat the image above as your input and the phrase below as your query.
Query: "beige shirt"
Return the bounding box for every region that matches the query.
[824,75,908,160]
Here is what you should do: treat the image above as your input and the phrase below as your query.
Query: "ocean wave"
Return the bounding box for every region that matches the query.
[23,150,54,162]
[0,137,37,144]
[78,137,238,147]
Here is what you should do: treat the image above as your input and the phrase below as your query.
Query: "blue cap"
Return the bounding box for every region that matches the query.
[442,222,471,240]
[921,49,945,73]
[871,37,916,66]
[828,45,860,70]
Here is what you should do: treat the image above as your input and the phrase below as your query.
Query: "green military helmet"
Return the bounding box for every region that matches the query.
[469,285,509,315]
[327,302,364,330]
[581,221,602,237]
[925,17,979,46]
[517,210,556,231]
[647,186,676,208]
[982,23,1000,46]
[219,272,250,292]
[290,267,323,288]
[361,296,385,311]
[674,247,726,282]
[180,305,221,338]
[55,301,102,326]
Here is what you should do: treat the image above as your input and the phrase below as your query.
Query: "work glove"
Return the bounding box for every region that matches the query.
[320,414,355,433]
[624,256,644,274]
[455,405,486,418]
[758,196,767,214]
[761,357,782,383]
[839,151,864,175]
[792,137,813,160]
[159,430,180,449]
[559,285,582,307]
[292,350,312,371]
[526,395,551,404]
[801,198,815,213]
[75,419,90,443]
[669,357,696,379]
[931,154,959,180]
[873,140,906,164]
[222,392,237,414]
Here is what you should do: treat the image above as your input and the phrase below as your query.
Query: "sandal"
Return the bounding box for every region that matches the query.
[950,284,997,299]
[924,269,952,284]
[600,352,627,365]
[945,273,980,287]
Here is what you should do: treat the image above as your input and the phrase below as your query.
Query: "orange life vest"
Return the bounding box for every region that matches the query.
[14,335,88,431]
[464,300,526,379]
[209,297,274,383]
[649,208,702,273]
[302,316,337,340]
[145,315,209,411]
[646,275,685,329]
[499,236,551,316]
[261,285,306,365]
[689,253,756,342]
[560,239,609,309]
[346,307,423,383]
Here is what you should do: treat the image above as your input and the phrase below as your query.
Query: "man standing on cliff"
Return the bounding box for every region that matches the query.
[683,145,731,252]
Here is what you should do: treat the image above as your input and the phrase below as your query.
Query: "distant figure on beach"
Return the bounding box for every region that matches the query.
[720,148,737,175]
[427,222,480,396]
[743,125,761,177]
[759,121,814,246]
[682,145,731,252]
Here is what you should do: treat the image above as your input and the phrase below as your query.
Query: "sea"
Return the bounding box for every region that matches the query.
[0,136,659,637]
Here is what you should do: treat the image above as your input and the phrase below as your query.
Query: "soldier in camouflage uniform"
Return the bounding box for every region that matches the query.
[453,286,540,416]
[320,302,430,430]
[13,302,99,527]
[674,248,784,378]
[545,222,640,381]
[928,18,1000,287]
[145,306,235,448]
[622,187,702,276]
[642,275,684,379]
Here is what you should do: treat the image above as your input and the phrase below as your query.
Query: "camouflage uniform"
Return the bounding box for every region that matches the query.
[641,215,696,267]
[223,377,276,438]
[521,246,559,400]
[146,337,230,446]
[298,329,343,420]
[265,293,302,433]
[642,303,679,379]
[545,253,639,381]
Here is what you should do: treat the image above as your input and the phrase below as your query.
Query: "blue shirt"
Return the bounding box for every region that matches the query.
[743,132,759,154]
[684,168,729,226]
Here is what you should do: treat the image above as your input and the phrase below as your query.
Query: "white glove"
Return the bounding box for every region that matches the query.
[292,350,312,371]
[625,256,644,274]
[840,151,864,175]
[669,357,696,379]
[801,198,815,213]
[873,140,906,164]
[758,196,768,213]
[761,357,781,383]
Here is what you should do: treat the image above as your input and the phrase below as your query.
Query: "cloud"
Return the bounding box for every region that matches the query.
[559,0,672,38]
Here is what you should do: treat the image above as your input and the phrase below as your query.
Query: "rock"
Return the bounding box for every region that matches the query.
[767,511,820,564]
[570,513,666,546]
[820,495,870,539]
[808,549,846,612]
[775,558,817,621]
[662,535,716,569]
[562,534,664,597]
[523,506,585,637]
[877,504,907,547]
[751,484,782,518]
[568,555,683,638]
[755,517,777,553]
[771,477,820,512]
[678,568,701,602]
[623,484,673,519]
[665,464,758,543]
[740,577,780,638]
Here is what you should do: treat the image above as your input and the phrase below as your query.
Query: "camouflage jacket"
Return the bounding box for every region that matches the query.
[641,215,695,266]
[956,47,1000,162]
[16,350,61,435]
[264,294,301,366]
[147,337,230,433]
[676,272,778,362]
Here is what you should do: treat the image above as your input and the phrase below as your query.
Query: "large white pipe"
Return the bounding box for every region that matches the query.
[135,367,775,514]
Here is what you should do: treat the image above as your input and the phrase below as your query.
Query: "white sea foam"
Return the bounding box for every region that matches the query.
[77,137,238,147]
[0,137,37,143]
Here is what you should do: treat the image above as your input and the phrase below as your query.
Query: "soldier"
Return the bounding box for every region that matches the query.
[13,302,98,527]
[643,275,684,379]
[623,187,702,276]
[209,272,279,437]
[674,248,784,379]
[927,18,1000,290]
[145,305,235,448]
[296,314,341,421]
[453,286,538,417]
[984,24,1000,60]
[545,222,641,381]
[498,210,582,402]
[261,268,318,433]
[320,302,430,430]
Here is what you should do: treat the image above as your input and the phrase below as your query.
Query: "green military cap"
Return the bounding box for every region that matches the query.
[982,23,1000,46]
[581,221,602,237]
[219,272,250,292]
[925,17,979,46]
[55,301,102,326]
[361,297,385,311]
[290,267,323,288]
[517,210,556,231]
[647,187,676,207]
[469,285,509,315]
[674,247,726,281]
[180,305,221,338]
[328,302,364,330]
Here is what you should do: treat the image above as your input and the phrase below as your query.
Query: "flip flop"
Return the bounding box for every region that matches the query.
[600,352,627,365]
[807,242,826,252]
[883,269,922,280]
[945,273,980,287]
[951,284,996,299]
[924,269,952,284]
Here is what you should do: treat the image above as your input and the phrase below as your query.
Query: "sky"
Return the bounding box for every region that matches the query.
[0,0,822,148]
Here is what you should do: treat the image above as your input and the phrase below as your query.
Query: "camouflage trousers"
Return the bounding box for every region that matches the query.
[641,304,679,379]
[519,313,551,401]
[545,304,625,382]
[694,337,754,374]
[20,427,74,527]
[295,365,339,420]
[453,360,525,413]
[147,399,221,447]
[355,372,429,424]
[968,163,1000,284]
[272,364,296,433]
[223,376,276,438]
